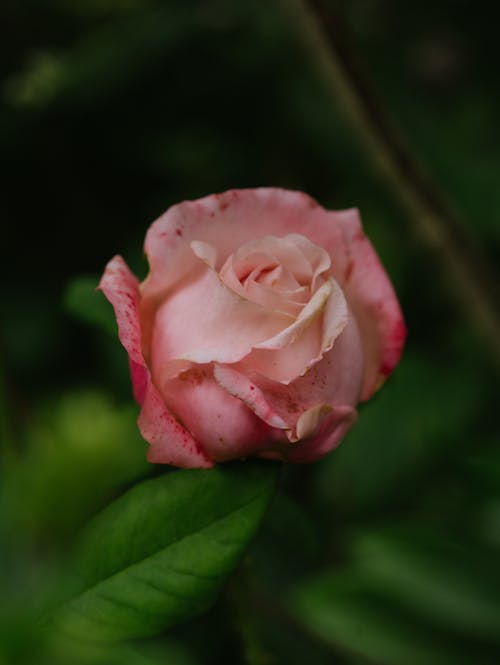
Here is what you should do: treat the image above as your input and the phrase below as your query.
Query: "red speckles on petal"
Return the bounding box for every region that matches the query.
[380,317,408,378]
[99,255,212,468]
[98,255,144,368]
[141,381,212,468]
[344,259,354,283]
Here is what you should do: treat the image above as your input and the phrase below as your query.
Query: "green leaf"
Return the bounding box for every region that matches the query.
[50,462,278,642]
[2,390,150,542]
[290,570,495,665]
[350,525,500,642]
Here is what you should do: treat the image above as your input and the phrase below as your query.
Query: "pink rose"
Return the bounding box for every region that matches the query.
[99,188,405,468]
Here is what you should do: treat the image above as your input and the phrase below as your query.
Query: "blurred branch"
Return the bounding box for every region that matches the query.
[281,0,500,367]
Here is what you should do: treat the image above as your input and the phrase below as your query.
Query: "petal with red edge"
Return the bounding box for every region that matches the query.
[160,367,279,462]
[139,379,213,468]
[98,255,144,366]
[213,364,288,430]
[335,209,406,400]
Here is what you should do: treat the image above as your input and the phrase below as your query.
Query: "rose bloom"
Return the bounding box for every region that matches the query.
[100,188,405,468]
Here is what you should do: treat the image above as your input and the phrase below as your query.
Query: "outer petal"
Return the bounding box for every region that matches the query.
[99,255,145,367]
[283,405,357,463]
[98,255,212,468]
[334,209,407,400]
[140,190,404,399]
[213,364,288,430]
[98,255,148,402]
[139,380,213,468]
[159,366,282,463]
[214,313,364,440]
[140,188,349,310]
[129,358,148,405]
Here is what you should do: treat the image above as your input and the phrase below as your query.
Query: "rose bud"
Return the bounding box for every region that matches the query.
[99,188,406,467]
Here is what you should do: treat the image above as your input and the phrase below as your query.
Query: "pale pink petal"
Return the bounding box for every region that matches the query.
[220,257,304,317]
[293,403,333,442]
[190,239,217,268]
[213,365,354,451]
[334,209,406,400]
[284,405,357,463]
[213,364,288,429]
[139,190,352,365]
[141,189,349,305]
[284,233,331,292]
[151,255,292,381]
[244,278,348,384]
[242,314,364,429]
[139,379,213,468]
[244,277,305,317]
[98,255,150,405]
[98,255,144,367]
[99,256,210,467]
[245,319,322,384]
[224,235,315,284]
[256,265,303,292]
[254,280,335,351]
[159,367,281,463]
[213,315,363,447]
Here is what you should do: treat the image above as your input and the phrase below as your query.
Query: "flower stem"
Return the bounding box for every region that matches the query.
[227,558,275,665]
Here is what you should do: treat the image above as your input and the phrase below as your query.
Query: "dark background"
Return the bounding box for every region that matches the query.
[2,1,500,663]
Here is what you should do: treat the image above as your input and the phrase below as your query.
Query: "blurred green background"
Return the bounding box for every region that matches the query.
[2,0,500,663]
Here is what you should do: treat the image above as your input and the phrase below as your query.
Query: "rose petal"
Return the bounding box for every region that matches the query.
[293,403,334,442]
[213,364,289,430]
[140,380,213,468]
[219,254,304,317]
[98,256,150,404]
[151,252,293,382]
[159,366,280,462]
[283,233,331,292]
[254,280,333,351]
[129,359,148,405]
[284,405,357,463]
[335,209,407,399]
[141,189,347,304]
[245,278,348,384]
[99,255,211,468]
[98,255,144,367]
[222,235,317,285]
[224,314,364,434]
[140,189,351,362]
[190,239,217,268]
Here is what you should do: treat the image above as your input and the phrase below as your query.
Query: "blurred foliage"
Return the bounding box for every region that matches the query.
[1,0,500,663]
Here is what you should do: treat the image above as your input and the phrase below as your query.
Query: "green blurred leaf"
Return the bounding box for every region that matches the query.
[350,525,500,641]
[64,276,116,335]
[290,570,496,665]
[1,391,149,541]
[47,635,199,665]
[50,462,278,642]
